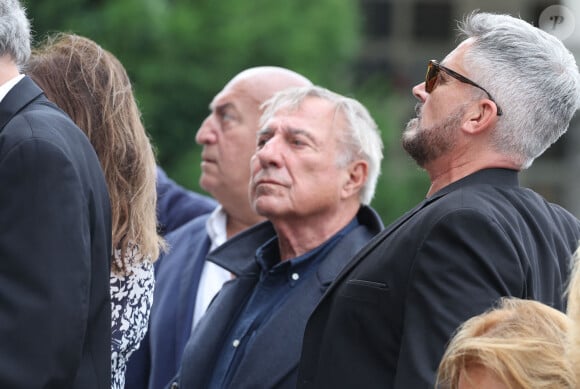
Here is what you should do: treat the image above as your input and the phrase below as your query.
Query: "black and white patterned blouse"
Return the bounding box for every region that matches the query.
[110,244,154,389]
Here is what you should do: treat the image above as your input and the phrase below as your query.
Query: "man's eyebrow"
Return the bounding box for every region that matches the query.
[209,102,234,112]
[257,126,317,143]
[287,127,316,143]
[257,127,273,137]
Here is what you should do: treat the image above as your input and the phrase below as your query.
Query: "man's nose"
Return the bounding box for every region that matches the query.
[196,116,218,145]
[255,137,284,168]
[412,82,428,103]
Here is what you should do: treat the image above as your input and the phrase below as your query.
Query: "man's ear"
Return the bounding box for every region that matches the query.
[342,160,368,200]
[463,99,499,135]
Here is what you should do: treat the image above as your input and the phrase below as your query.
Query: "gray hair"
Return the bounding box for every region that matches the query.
[0,0,30,69]
[459,12,580,169]
[260,85,384,205]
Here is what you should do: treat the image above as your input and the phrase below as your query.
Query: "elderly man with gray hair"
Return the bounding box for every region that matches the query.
[167,85,384,389]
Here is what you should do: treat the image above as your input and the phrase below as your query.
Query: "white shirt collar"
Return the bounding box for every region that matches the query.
[206,205,228,251]
[0,74,25,103]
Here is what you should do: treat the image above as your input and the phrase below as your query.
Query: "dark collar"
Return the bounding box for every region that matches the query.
[429,168,519,201]
[0,76,45,132]
[207,205,383,277]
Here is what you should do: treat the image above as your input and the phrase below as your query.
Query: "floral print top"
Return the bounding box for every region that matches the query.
[110,244,154,389]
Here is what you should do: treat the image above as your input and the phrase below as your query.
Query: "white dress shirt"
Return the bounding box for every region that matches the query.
[191,205,233,332]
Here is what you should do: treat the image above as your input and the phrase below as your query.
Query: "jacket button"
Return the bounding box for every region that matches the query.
[170,383,179,389]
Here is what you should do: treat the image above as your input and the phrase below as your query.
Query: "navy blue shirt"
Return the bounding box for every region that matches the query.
[209,218,359,388]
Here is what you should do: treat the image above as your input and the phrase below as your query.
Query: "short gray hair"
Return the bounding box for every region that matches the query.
[458,12,580,169]
[260,85,384,205]
[0,0,30,69]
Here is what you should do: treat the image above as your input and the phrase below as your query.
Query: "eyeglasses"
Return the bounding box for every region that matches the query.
[425,60,503,116]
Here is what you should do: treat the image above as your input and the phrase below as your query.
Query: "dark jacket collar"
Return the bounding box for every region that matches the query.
[0,76,45,132]
[429,168,519,200]
[207,205,383,277]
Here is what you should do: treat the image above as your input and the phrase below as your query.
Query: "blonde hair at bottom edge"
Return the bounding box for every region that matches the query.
[436,293,576,388]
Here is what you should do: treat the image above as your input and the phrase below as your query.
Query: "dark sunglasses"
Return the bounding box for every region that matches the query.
[425,60,503,116]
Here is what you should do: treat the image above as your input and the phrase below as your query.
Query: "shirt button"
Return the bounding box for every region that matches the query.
[233,339,240,348]
[291,273,299,281]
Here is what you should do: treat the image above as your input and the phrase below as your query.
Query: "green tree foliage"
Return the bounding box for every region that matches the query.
[25,0,428,224]
[26,0,359,162]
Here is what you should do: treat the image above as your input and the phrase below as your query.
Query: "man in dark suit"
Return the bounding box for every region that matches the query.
[297,11,580,389]
[0,1,112,388]
[125,67,312,389]
[167,85,384,389]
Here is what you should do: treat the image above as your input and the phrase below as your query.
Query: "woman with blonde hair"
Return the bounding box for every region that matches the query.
[566,247,580,386]
[27,33,165,389]
[436,297,575,389]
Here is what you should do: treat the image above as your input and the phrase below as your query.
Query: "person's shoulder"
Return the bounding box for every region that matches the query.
[3,98,85,152]
[9,80,74,127]
[154,214,211,273]
[428,183,580,232]
[408,186,510,232]
[4,102,69,133]
[168,214,211,239]
[161,214,211,259]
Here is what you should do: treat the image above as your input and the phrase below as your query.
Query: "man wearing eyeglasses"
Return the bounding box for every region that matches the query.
[297,11,580,389]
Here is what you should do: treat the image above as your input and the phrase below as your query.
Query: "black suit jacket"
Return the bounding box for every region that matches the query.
[298,168,580,389]
[0,77,112,388]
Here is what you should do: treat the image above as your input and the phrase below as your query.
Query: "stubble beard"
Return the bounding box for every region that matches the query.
[401,104,466,167]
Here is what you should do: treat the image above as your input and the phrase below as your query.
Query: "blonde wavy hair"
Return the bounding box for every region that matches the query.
[566,247,580,386]
[28,33,165,274]
[436,297,575,389]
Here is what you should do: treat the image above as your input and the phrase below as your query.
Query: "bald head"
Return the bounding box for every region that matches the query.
[225,66,312,105]
[196,66,311,235]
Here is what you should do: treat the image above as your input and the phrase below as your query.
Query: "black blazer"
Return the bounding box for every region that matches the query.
[0,77,112,388]
[298,168,580,389]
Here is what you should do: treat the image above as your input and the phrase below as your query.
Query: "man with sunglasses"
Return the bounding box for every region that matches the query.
[297,11,580,389]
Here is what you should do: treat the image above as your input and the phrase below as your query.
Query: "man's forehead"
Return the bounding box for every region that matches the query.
[209,87,232,108]
[271,96,335,118]
[442,38,472,66]
[265,101,334,128]
[210,83,258,111]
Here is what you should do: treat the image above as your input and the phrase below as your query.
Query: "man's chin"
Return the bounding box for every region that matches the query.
[253,197,282,217]
[199,176,218,195]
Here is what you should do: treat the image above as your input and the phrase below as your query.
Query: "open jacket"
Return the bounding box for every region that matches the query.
[169,205,383,389]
